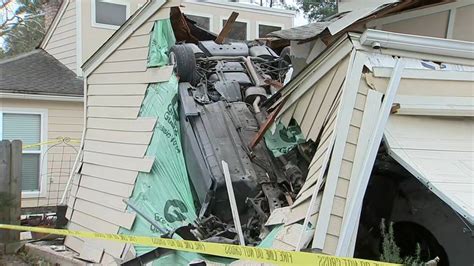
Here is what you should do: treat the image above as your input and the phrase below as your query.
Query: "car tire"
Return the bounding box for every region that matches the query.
[169,45,197,83]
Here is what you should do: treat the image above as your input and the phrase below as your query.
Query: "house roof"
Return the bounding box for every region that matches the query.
[0,49,83,96]
[267,0,447,42]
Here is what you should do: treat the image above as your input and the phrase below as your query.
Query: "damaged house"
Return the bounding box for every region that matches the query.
[57,0,473,265]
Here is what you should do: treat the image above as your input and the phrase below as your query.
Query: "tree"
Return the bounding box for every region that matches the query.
[294,0,337,22]
[254,0,337,22]
[0,0,47,59]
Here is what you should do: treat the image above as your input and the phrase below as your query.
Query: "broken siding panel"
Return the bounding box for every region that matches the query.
[306,57,350,141]
[68,222,126,259]
[106,47,149,63]
[280,105,296,127]
[119,35,152,50]
[82,151,154,172]
[133,21,155,36]
[88,84,148,96]
[87,117,156,132]
[88,106,140,119]
[292,86,316,126]
[80,163,138,185]
[94,60,148,74]
[87,66,173,84]
[83,140,148,158]
[64,235,83,253]
[72,210,119,234]
[88,95,145,107]
[79,175,134,197]
[299,67,337,137]
[75,186,127,211]
[298,100,340,196]
[74,198,136,229]
[45,0,76,73]
[85,129,153,145]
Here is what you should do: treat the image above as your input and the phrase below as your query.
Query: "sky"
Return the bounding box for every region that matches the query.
[0,0,20,48]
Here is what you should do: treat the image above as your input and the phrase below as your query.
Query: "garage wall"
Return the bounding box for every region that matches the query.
[374,3,474,42]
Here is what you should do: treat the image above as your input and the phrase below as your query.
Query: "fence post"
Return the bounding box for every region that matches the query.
[0,140,22,254]
[0,140,12,254]
[8,140,22,253]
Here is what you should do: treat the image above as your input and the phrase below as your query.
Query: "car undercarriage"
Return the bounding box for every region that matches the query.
[173,41,312,245]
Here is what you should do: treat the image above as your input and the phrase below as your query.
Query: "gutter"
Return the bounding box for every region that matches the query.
[0,92,83,102]
[360,29,474,60]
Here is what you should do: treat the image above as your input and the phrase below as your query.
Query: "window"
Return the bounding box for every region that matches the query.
[92,0,130,29]
[258,24,282,38]
[0,111,46,194]
[186,14,211,31]
[222,19,248,40]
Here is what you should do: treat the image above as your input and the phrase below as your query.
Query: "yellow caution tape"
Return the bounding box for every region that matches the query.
[22,137,81,149]
[0,224,398,266]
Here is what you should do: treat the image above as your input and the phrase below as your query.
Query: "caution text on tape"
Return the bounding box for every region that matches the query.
[0,224,398,266]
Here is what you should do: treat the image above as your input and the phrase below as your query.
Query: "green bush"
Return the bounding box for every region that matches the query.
[379,219,423,265]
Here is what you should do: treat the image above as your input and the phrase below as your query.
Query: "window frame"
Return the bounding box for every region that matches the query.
[256,21,284,39]
[220,17,251,40]
[184,11,214,32]
[0,108,48,198]
[91,0,131,30]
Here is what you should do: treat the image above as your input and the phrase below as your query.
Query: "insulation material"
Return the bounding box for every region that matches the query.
[119,75,200,263]
[148,19,176,67]
[264,122,305,157]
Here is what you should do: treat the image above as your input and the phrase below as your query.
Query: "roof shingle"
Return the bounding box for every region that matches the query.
[0,49,83,96]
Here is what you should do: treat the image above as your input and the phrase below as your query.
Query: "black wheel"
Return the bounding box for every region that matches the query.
[169,45,196,83]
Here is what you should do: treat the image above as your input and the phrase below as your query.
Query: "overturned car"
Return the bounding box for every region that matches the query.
[172,41,310,244]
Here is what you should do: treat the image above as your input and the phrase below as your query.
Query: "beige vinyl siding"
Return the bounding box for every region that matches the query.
[2,98,83,208]
[65,4,176,263]
[452,5,474,42]
[374,4,474,42]
[45,0,77,73]
[80,0,148,63]
[322,80,369,254]
[182,1,294,38]
[381,11,450,39]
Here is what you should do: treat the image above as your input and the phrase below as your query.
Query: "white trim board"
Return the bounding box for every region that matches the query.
[336,58,405,256]
[360,29,474,60]
[312,50,368,250]
[372,67,474,81]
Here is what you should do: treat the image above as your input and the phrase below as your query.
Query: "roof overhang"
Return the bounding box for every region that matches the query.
[385,115,474,225]
[0,92,83,102]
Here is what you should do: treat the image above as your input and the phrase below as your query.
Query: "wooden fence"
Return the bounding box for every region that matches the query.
[0,140,22,254]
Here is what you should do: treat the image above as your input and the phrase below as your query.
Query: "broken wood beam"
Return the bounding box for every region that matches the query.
[215,12,239,44]
[248,97,287,150]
